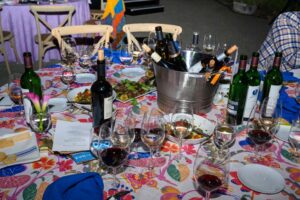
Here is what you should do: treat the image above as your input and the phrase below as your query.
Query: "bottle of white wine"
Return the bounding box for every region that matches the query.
[188,45,238,73]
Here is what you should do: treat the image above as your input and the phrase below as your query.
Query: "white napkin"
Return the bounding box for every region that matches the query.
[0,131,40,169]
[0,95,14,109]
[52,120,92,152]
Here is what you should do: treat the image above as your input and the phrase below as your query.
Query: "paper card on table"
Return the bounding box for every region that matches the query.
[52,120,92,152]
[0,131,40,169]
[0,95,14,109]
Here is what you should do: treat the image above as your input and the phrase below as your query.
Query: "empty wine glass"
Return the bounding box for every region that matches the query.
[203,34,216,54]
[61,68,75,91]
[288,119,300,160]
[103,42,113,65]
[259,97,281,133]
[99,120,130,188]
[125,108,147,159]
[171,106,194,161]
[60,36,78,67]
[194,143,229,200]
[29,112,52,134]
[141,108,166,175]
[8,73,23,105]
[79,45,94,70]
[119,44,133,66]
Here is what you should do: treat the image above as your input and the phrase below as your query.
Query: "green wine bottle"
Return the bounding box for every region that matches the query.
[261,52,283,104]
[226,55,248,125]
[243,52,261,122]
[154,26,169,60]
[20,52,43,99]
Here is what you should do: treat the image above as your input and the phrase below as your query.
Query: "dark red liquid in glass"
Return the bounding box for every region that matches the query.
[100,147,128,167]
[197,174,222,192]
[248,130,271,145]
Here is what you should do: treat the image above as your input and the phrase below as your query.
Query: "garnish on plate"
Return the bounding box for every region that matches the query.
[74,89,91,104]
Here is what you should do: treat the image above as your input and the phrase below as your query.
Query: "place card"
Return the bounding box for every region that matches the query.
[52,120,92,152]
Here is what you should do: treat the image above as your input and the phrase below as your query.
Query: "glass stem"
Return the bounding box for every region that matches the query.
[149,148,154,170]
[178,139,183,160]
[134,143,138,159]
[205,191,210,200]
[112,167,117,188]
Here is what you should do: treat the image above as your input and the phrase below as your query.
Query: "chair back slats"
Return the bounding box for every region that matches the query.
[52,25,113,56]
[122,23,183,51]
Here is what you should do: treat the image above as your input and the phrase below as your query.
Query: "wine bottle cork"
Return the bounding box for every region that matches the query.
[142,44,151,53]
[227,45,238,55]
[98,49,104,61]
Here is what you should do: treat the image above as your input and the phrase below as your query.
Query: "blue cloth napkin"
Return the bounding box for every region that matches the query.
[43,172,104,200]
[259,70,300,82]
[278,87,300,123]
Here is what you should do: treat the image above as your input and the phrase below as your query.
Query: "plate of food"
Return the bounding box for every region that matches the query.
[67,86,116,110]
[164,114,215,145]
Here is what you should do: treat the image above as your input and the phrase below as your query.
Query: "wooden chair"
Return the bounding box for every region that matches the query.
[0,6,20,75]
[122,23,183,51]
[30,5,75,69]
[51,25,113,56]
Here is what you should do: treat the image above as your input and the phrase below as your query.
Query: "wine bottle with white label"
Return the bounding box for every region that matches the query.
[261,52,283,105]
[243,52,260,122]
[91,49,113,129]
[226,55,248,125]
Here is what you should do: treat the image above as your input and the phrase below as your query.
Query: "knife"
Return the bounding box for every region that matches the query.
[106,190,131,200]
[0,96,4,102]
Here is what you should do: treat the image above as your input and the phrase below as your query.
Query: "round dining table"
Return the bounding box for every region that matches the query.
[0,0,90,63]
[0,62,299,200]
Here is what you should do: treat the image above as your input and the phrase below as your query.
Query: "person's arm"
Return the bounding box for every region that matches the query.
[272,12,300,69]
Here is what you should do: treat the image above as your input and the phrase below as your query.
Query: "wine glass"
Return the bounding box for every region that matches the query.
[61,68,76,91]
[8,73,23,105]
[119,44,133,66]
[103,42,113,65]
[142,37,156,68]
[60,36,78,67]
[213,118,236,151]
[141,108,166,174]
[29,112,52,134]
[259,97,281,133]
[79,45,94,70]
[171,106,194,161]
[203,34,216,54]
[193,143,229,200]
[90,121,113,174]
[99,119,130,188]
[125,108,147,159]
[288,119,300,160]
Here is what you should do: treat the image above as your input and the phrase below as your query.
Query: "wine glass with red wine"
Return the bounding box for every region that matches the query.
[141,108,166,176]
[193,143,229,200]
[125,107,148,159]
[8,73,23,106]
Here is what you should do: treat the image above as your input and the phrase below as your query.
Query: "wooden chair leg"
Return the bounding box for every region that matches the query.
[38,45,43,69]
[2,50,11,75]
[9,37,21,63]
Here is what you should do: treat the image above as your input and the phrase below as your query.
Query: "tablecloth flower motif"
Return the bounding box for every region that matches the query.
[57,159,73,172]
[161,141,179,153]
[104,188,133,200]
[0,120,15,129]
[182,144,196,155]
[32,157,55,170]
[287,167,300,182]
[123,171,158,191]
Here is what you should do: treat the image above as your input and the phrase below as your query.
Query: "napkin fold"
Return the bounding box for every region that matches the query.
[43,172,104,200]
[278,87,300,123]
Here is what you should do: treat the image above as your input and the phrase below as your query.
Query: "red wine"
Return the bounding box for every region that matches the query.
[100,147,128,167]
[248,130,271,145]
[197,174,222,192]
[91,50,113,129]
[129,128,146,143]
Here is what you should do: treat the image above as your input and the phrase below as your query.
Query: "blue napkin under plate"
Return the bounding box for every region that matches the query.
[259,70,300,82]
[43,172,104,200]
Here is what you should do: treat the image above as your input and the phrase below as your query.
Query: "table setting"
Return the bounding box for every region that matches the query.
[0,35,300,200]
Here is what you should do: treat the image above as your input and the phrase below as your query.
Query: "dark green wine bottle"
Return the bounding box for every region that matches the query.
[226,55,248,125]
[165,33,187,71]
[154,26,169,60]
[243,52,261,122]
[20,52,42,99]
[261,52,283,104]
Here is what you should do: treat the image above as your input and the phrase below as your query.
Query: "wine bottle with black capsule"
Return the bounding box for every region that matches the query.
[243,52,261,122]
[154,26,169,60]
[226,55,248,125]
[91,49,113,129]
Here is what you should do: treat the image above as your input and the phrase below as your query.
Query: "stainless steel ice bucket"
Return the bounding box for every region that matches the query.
[153,50,218,113]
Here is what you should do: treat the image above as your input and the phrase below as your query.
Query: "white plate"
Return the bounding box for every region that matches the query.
[48,98,68,113]
[164,114,215,145]
[75,73,96,84]
[275,125,291,142]
[237,164,285,194]
[115,67,146,82]
[67,86,116,110]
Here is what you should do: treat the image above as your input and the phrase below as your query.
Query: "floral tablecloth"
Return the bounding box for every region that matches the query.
[0,64,299,200]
